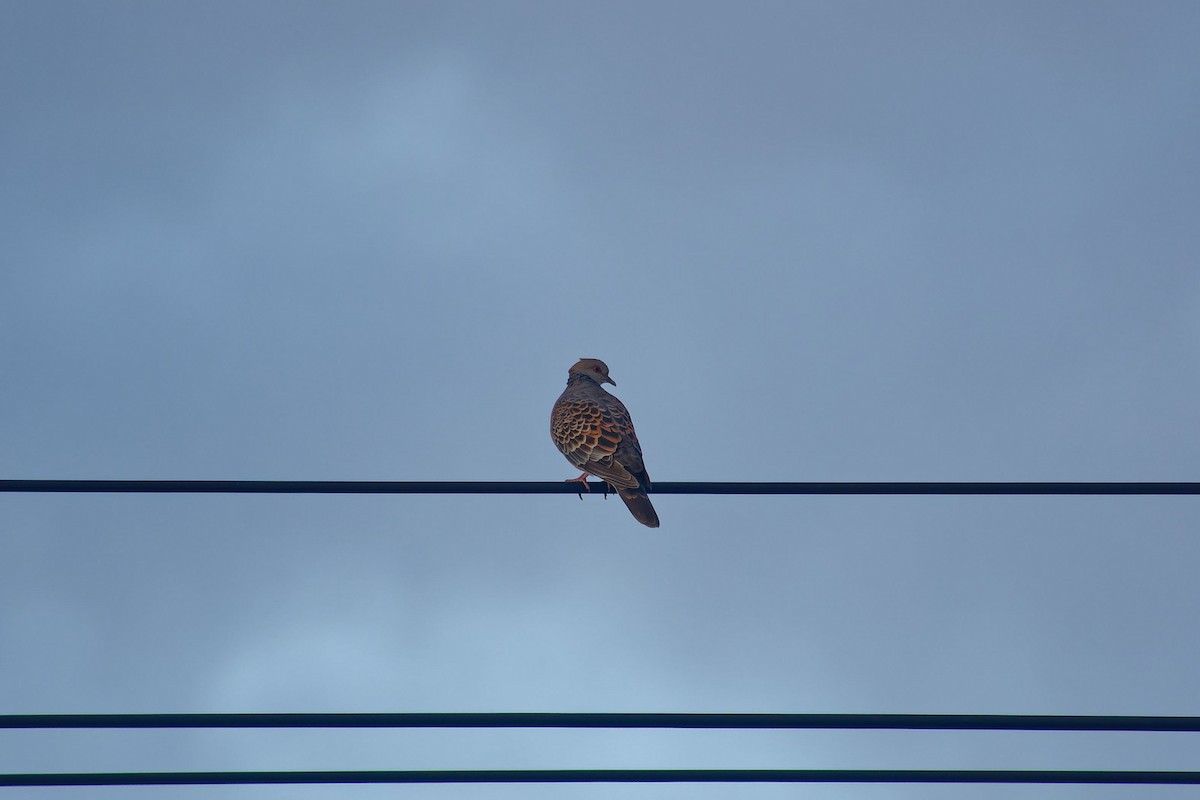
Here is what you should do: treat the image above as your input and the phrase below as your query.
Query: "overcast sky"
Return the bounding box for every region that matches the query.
[2,1,1199,798]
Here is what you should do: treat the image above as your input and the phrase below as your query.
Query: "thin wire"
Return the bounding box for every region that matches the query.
[1,480,1197,494]
[4,712,1199,731]
[4,769,1199,786]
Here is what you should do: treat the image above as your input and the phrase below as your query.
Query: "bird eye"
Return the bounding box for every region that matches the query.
[593,366,601,372]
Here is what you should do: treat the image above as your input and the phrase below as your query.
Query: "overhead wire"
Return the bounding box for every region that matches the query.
[2,480,1197,494]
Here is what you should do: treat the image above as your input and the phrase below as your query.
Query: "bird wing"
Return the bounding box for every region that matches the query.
[551,396,642,490]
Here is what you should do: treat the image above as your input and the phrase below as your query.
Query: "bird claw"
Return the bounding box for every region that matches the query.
[566,473,590,500]
[563,474,611,500]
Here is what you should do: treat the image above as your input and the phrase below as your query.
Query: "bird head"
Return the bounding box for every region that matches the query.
[569,358,616,386]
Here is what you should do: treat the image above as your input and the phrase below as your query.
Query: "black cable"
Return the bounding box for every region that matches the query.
[1,480,1197,494]
[4,769,1200,786]
[4,712,1200,731]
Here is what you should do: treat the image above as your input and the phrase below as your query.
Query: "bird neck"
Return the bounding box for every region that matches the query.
[566,373,602,390]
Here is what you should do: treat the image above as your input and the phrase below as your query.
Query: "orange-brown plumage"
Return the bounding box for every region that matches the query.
[551,358,659,528]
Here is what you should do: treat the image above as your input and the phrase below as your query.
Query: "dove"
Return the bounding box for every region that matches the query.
[550,358,659,528]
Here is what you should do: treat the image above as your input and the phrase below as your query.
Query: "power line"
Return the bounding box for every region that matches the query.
[5,715,1199,788]
[4,712,1200,731]
[3,769,1199,787]
[1,480,1197,495]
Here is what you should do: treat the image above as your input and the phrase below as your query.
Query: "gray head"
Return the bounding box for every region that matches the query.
[567,357,615,386]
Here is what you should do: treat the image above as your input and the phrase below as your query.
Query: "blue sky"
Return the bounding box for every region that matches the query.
[2,2,1199,797]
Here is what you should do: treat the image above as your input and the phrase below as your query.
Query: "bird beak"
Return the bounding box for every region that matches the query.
[604,376,617,386]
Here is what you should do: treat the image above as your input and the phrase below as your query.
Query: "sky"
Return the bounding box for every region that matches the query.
[2,1,1199,797]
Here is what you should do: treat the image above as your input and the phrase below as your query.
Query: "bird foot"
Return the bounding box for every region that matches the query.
[566,472,590,499]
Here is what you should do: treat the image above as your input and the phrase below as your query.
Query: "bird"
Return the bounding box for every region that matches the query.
[550,358,659,528]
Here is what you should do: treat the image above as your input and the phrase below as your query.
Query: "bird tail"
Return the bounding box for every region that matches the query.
[618,488,660,528]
